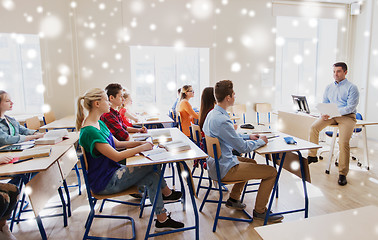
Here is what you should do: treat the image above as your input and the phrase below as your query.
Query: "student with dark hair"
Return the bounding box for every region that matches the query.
[0,90,44,146]
[177,85,199,137]
[77,88,184,231]
[308,62,359,186]
[171,88,181,114]
[0,179,19,240]
[203,80,283,222]
[199,87,216,131]
[100,83,147,141]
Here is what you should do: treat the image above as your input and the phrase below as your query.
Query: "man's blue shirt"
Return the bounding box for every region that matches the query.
[203,105,266,180]
[323,78,359,115]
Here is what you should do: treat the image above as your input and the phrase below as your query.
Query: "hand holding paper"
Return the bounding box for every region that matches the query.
[316,103,341,119]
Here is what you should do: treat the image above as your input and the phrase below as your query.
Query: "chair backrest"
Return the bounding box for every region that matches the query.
[255,103,272,126]
[25,116,40,130]
[204,135,221,160]
[177,112,183,132]
[232,104,247,124]
[79,147,94,204]
[43,111,56,125]
[354,113,363,133]
[190,123,201,146]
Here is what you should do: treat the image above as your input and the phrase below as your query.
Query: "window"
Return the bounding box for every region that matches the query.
[0,33,44,115]
[130,46,209,114]
[275,16,338,111]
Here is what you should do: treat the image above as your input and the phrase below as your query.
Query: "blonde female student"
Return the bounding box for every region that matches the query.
[77,88,184,230]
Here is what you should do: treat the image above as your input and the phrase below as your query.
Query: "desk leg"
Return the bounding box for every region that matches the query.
[181,162,200,240]
[264,152,286,225]
[297,151,309,218]
[362,126,370,170]
[326,128,338,174]
[144,164,167,240]
[36,216,47,240]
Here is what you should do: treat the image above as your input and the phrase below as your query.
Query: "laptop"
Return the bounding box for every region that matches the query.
[0,144,35,152]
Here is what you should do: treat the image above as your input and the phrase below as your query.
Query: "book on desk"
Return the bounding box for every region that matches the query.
[35,129,69,145]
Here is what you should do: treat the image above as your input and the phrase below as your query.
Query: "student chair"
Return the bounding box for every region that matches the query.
[255,103,272,127]
[232,104,247,124]
[177,112,183,132]
[199,135,253,232]
[320,113,364,174]
[25,116,41,131]
[189,124,209,196]
[43,111,56,125]
[168,109,178,128]
[80,150,146,240]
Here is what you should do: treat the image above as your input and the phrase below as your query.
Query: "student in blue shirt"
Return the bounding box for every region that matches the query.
[77,88,184,231]
[0,90,44,147]
[203,80,283,223]
[308,62,359,186]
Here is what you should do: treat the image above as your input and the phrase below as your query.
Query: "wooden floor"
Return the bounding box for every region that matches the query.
[10,139,378,240]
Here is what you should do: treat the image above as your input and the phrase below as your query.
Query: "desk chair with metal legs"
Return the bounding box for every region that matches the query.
[320,113,364,174]
[199,135,253,232]
[255,103,272,128]
[79,150,147,240]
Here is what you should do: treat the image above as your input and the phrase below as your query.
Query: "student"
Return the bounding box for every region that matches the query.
[177,85,199,137]
[77,88,184,230]
[100,84,147,142]
[0,180,19,240]
[203,80,283,222]
[0,90,44,146]
[171,88,181,115]
[119,91,138,127]
[198,87,216,131]
[308,62,359,186]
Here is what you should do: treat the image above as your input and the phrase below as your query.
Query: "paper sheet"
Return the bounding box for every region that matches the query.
[315,103,341,118]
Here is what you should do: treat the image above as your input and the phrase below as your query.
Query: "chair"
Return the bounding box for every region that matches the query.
[189,124,209,196]
[80,149,146,240]
[255,103,272,127]
[232,104,247,124]
[177,112,183,132]
[320,113,364,173]
[43,111,56,125]
[25,116,41,131]
[199,135,253,232]
[168,109,178,128]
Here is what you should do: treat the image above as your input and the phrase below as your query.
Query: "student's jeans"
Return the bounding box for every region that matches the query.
[98,165,168,215]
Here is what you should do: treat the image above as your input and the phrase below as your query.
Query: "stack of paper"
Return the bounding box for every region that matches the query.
[16,146,51,160]
[140,148,171,161]
[159,141,191,152]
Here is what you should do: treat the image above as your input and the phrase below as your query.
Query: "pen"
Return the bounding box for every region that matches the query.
[13,157,33,164]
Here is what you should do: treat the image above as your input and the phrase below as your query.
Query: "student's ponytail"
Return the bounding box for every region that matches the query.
[75,88,104,130]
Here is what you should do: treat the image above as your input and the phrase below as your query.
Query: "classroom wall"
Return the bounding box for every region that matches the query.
[0,0,76,118]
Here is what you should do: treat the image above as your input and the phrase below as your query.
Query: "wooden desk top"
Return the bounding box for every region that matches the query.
[254,132,321,155]
[40,115,76,130]
[0,145,72,176]
[255,205,378,240]
[135,114,174,125]
[127,128,207,167]
[0,133,78,176]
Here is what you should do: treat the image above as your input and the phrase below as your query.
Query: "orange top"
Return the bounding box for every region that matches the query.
[178,99,199,137]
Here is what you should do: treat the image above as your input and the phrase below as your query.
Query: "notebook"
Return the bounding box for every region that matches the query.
[0,143,34,152]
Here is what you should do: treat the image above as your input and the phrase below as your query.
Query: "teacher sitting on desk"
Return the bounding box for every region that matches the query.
[308,62,359,186]
[0,90,44,147]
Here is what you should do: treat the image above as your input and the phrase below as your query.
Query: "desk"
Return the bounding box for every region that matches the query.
[278,111,378,173]
[40,115,76,130]
[254,132,321,225]
[134,114,174,126]
[255,205,378,240]
[0,133,79,240]
[127,128,207,240]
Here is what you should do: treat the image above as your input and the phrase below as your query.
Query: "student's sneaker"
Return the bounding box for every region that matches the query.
[253,210,284,223]
[162,189,182,202]
[130,193,143,199]
[155,213,185,231]
[225,198,246,210]
[307,156,318,164]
